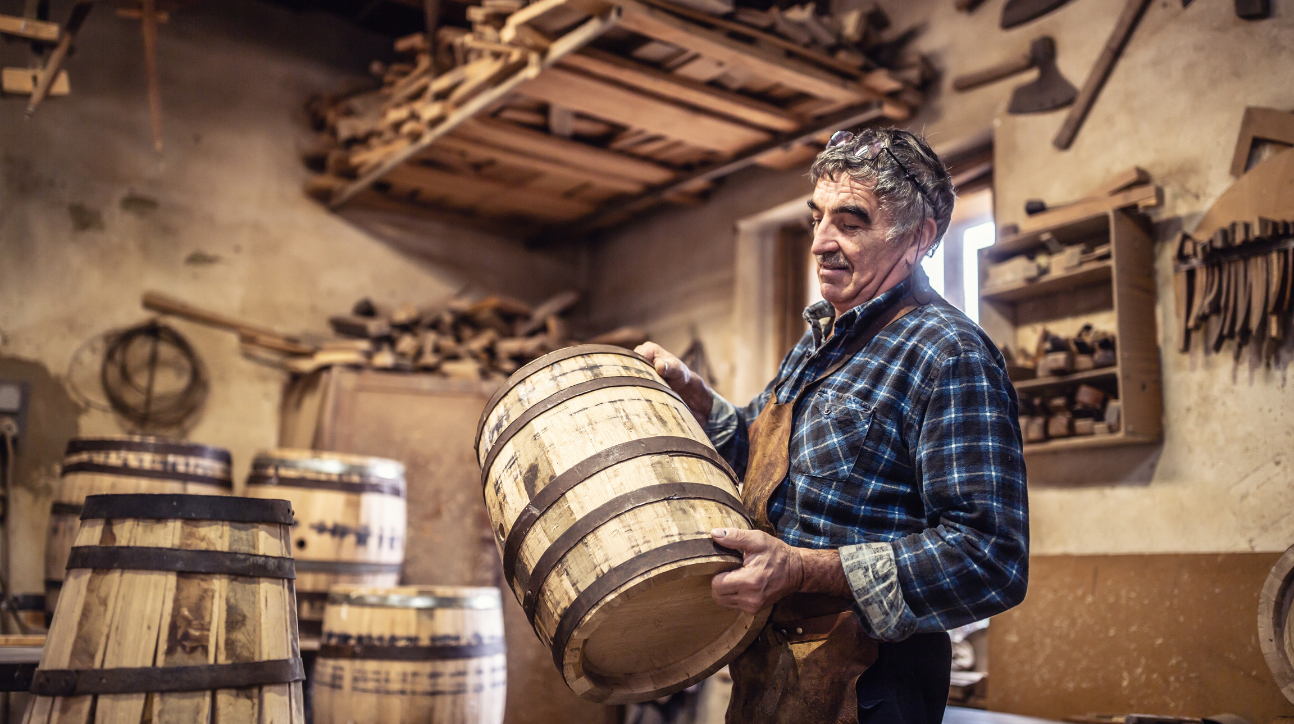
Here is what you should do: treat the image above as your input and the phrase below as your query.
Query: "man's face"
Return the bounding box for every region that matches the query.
[809,173,917,316]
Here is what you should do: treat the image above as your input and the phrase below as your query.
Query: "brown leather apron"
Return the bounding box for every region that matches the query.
[726,290,922,724]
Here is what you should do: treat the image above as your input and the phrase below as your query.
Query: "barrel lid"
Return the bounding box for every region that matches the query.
[327,585,501,610]
[81,493,294,525]
[474,344,651,453]
[64,436,232,465]
[251,449,404,480]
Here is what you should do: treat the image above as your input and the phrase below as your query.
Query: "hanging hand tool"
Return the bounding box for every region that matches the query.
[952,36,1077,114]
[1053,0,1152,149]
[141,0,163,151]
[1001,0,1073,28]
[25,1,92,117]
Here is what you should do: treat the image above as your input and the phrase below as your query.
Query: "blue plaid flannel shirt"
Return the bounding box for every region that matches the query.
[706,279,1028,641]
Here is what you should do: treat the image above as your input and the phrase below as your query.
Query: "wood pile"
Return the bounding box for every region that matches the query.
[301,0,929,229]
[288,291,648,379]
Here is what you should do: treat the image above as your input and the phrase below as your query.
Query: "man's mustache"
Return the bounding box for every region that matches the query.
[816,251,849,269]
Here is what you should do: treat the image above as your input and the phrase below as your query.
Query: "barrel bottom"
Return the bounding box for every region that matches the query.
[559,557,769,704]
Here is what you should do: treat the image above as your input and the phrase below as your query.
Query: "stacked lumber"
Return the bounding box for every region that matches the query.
[288,291,649,379]
[302,0,929,229]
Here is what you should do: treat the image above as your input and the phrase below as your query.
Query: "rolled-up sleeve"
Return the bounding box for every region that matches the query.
[840,349,1028,639]
[704,386,772,481]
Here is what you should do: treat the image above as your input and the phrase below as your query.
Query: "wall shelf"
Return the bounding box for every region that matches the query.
[1013,366,1118,392]
[981,260,1112,303]
[979,209,1163,453]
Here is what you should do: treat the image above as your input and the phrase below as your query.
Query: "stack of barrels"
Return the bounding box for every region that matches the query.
[34,436,505,724]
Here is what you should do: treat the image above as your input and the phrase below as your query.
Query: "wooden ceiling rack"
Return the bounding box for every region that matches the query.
[304,0,924,232]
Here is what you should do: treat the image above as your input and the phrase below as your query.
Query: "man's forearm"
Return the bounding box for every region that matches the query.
[794,548,853,599]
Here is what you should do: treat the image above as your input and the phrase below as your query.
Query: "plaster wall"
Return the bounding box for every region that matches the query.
[0,1,579,595]
[587,0,1294,556]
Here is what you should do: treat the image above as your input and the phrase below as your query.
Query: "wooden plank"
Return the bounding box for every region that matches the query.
[516,66,768,153]
[427,135,646,194]
[1016,184,1160,235]
[2,68,69,96]
[561,49,800,132]
[1083,165,1149,198]
[501,0,611,43]
[614,0,877,105]
[0,13,59,41]
[453,116,675,184]
[384,163,595,221]
[330,9,620,209]
[1229,107,1294,177]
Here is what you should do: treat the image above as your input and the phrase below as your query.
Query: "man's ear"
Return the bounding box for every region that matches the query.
[915,218,939,259]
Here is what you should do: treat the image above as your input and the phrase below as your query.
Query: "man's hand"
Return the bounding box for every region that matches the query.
[634,342,714,427]
[709,528,804,614]
[710,528,854,614]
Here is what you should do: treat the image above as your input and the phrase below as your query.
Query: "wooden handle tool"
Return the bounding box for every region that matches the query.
[26,1,92,117]
[952,52,1033,91]
[1053,0,1152,149]
[142,291,317,355]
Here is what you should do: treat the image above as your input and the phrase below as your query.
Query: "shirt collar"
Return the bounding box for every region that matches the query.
[803,279,912,346]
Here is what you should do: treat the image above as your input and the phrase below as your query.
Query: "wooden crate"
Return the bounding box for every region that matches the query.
[280,367,620,724]
[978,208,1162,453]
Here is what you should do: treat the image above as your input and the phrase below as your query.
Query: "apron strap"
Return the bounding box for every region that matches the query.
[741,291,923,532]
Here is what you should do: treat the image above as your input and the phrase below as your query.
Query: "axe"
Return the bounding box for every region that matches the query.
[951,36,1078,114]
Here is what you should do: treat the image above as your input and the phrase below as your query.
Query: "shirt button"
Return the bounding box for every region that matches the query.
[795,627,804,635]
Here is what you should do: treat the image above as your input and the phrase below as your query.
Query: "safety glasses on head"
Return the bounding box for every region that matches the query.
[826,130,935,210]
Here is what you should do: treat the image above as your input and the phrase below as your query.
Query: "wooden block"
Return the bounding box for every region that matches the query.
[440,358,484,379]
[517,290,580,335]
[2,67,69,96]
[329,315,392,339]
[0,14,60,42]
[517,66,770,154]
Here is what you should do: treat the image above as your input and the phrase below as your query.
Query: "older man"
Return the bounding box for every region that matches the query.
[636,128,1028,724]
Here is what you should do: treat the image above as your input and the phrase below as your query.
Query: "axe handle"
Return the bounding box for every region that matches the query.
[952,53,1033,91]
[1053,0,1152,149]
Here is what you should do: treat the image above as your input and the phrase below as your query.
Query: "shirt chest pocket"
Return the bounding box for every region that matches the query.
[790,393,873,481]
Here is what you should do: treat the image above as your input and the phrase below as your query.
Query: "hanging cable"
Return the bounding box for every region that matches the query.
[99,320,208,434]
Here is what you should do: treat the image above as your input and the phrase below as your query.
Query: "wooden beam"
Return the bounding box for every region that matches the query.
[452,116,675,184]
[428,135,646,194]
[2,67,69,96]
[563,101,890,233]
[1016,184,1160,235]
[516,66,769,154]
[329,8,620,208]
[501,0,611,43]
[0,14,59,42]
[615,0,879,105]
[383,163,595,221]
[561,49,801,132]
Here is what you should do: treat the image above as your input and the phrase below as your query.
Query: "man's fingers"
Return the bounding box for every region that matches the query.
[710,528,766,553]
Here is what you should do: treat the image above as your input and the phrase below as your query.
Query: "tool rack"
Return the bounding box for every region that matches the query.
[978,207,1163,453]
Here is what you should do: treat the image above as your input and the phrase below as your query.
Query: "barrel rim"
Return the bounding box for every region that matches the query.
[64,436,232,465]
[252,448,405,481]
[81,493,294,525]
[474,344,650,453]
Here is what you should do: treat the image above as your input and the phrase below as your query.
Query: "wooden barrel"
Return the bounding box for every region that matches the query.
[44,436,232,615]
[475,344,766,704]
[1259,544,1294,704]
[24,493,305,724]
[244,449,407,636]
[312,585,506,724]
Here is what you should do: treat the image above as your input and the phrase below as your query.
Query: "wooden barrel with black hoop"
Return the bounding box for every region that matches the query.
[24,493,305,724]
[312,585,506,724]
[475,344,767,704]
[244,449,406,636]
[44,436,232,616]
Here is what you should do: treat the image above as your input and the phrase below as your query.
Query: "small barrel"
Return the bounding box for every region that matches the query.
[475,344,766,704]
[25,493,305,723]
[44,436,232,615]
[244,449,407,636]
[312,585,506,724]
[1259,544,1294,704]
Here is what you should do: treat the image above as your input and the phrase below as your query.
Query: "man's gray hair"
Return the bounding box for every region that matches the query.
[809,128,956,253]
